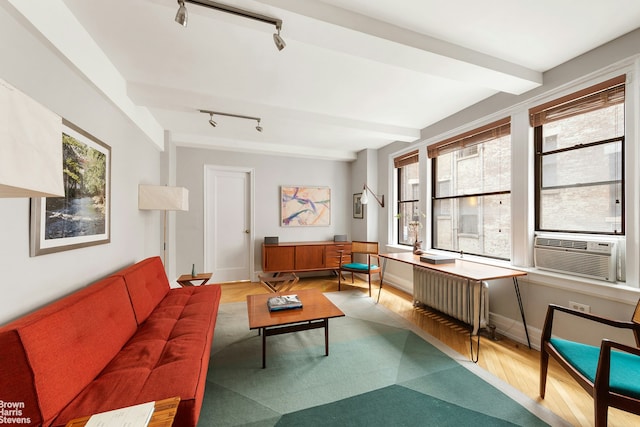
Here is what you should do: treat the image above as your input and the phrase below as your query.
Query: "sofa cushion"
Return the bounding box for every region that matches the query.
[0,276,137,426]
[0,329,42,426]
[118,256,170,324]
[52,285,222,427]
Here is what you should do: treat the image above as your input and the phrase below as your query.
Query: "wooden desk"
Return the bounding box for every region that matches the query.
[177,272,212,287]
[65,396,180,427]
[378,252,529,361]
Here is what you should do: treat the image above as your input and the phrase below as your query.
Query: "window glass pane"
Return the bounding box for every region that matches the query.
[542,141,622,188]
[398,201,420,245]
[399,162,419,200]
[435,134,510,197]
[433,194,511,259]
[539,184,622,233]
[542,104,623,151]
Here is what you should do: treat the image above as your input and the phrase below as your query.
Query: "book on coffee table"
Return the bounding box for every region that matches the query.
[267,294,303,311]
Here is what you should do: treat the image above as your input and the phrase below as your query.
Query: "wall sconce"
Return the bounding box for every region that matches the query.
[360,184,384,208]
[138,185,189,265]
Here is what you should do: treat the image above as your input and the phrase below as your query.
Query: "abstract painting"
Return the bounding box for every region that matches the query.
[281,186,330,226]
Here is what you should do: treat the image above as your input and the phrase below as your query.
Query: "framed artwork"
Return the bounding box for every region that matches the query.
[353,193,363,219]
[281,185,330,226]
[30,120,111,256]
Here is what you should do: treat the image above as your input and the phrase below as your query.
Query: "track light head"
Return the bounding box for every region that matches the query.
[273,28,286,51]
[256,119,263,132]
[175,0,188,27]
[208,113,217,127]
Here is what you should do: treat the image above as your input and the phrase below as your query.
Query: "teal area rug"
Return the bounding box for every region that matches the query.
[199,291,569,426]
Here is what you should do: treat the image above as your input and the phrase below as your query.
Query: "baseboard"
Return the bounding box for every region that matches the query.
[489,312,541,351]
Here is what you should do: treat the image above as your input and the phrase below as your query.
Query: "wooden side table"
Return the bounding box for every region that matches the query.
[65,396,180,427]
[177,272,212,287]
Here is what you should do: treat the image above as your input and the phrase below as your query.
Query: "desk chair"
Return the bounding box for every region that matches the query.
[540,300,640,426]
[338,241,381,297]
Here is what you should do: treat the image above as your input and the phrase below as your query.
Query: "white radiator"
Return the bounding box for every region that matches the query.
[413,266,489,335]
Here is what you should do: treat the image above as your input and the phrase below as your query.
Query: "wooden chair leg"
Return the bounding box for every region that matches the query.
[368,274,371,297]
[539,345,549,398]
[594,398,608,427]
[338,270,342,291]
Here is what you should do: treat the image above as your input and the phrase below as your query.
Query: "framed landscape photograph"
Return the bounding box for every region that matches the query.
[30,120,111,256]
[353,193,363,219]
[281,185,331,227]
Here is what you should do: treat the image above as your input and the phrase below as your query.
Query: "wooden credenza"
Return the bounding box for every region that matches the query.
[262,241,351,273]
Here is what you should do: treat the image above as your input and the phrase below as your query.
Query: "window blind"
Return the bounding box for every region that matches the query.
[529,75,625,127]
[394,149,419,168]
[427,117,510,159]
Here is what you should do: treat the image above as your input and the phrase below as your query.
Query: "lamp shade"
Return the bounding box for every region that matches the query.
[138,185,189,211]
[0,78,64,198]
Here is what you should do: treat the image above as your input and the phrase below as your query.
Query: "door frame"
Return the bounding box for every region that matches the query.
[203,164,255,282]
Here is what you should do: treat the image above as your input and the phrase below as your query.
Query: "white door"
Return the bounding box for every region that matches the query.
[204,166,253,282]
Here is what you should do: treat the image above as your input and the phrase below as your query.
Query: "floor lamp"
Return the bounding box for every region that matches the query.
[138,184,189,265]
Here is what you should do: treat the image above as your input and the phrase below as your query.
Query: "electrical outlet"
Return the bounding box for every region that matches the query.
[569,301,591,313]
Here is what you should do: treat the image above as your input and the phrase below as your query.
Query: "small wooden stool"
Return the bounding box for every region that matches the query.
[258,273,299,293]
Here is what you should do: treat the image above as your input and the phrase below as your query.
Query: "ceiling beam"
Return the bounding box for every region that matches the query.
[258,0,542,94]
[7,0,165,150]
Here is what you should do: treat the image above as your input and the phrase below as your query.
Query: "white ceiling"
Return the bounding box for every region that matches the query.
[11,0,640,160]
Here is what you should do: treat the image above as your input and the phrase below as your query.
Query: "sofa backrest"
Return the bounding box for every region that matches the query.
[0,275,138,426]
[116,256,170,325]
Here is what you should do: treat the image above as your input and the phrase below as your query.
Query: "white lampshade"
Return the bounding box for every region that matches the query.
[138,185,189,211]
[0,78,64,198]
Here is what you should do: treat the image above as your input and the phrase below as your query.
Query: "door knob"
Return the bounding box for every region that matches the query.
[245,229,250,233]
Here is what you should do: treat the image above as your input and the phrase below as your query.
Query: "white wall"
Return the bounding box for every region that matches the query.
[0,7,162,324]
[174,147,352,278]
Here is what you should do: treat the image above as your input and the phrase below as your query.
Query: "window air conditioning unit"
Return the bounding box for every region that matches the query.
[534,236,617,282]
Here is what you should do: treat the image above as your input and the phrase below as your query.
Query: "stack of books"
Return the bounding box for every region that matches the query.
[420,254,455,264]
[267,294,303,311]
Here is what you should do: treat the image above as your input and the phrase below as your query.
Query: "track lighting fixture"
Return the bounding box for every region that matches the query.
[175,0,286,51]
[175,0,188,26]
[273,26,286,51]
[200,110,263,133]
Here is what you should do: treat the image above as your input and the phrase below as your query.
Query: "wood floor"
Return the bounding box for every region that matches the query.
[218,276,640,427]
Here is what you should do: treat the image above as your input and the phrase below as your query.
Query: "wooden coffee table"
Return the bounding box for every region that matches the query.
[247,288,345,368]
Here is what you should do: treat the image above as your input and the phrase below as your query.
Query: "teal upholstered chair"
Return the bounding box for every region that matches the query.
[338,241,381,297]
[540,301,640,426]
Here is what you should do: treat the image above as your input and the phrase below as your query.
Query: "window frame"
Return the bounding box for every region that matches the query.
[532,76,625,236]
[395,150,419,246]
[429,118,512,260]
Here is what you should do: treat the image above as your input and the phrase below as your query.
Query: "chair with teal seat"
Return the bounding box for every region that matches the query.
[338,241,381,297]
[540,300,640,426]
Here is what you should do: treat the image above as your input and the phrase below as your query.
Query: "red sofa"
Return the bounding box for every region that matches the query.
[0,256,221,427]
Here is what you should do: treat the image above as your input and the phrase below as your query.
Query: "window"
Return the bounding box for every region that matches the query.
[531,75,625,235]
[395,150,419,246]
[429,118,511,260]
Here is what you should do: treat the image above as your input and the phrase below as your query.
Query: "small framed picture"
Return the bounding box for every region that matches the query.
[353,193,363,219]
